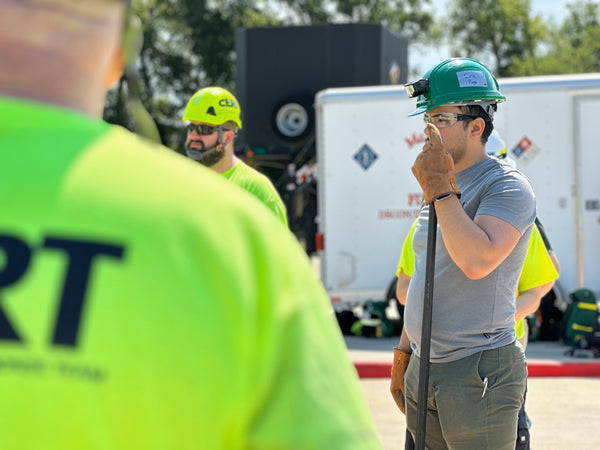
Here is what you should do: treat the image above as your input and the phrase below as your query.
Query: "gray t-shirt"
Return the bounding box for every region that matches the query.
[404,156,536,363]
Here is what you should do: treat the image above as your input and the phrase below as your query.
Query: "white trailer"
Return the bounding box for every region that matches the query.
[315,73,600,310]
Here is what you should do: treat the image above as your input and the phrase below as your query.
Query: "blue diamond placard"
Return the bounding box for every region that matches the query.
[353,144,378,170]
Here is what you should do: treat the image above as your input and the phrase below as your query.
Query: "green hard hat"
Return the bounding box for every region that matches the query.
[406,58,505,117]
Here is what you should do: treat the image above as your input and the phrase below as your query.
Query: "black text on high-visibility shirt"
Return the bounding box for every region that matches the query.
[0,234,125,348]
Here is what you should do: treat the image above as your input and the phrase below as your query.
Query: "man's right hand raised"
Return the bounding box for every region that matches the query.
[411,123,461,204]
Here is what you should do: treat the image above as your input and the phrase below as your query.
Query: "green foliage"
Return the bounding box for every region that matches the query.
[447,0,548,77]
[283,0,434,41]
[446,0,599,77]
[509,1,600,75]
[103,0,434,150]
[104,0,281,150]
[103,0,600,151]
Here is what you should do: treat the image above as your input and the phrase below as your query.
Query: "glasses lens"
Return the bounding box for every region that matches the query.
[424,113,459,128]
[188,124,218,135]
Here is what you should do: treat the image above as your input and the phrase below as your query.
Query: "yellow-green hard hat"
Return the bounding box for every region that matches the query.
[182,87,242,129]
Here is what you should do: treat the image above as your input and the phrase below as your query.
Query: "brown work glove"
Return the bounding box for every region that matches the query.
[411,123,461,204]
[390,347,411,414]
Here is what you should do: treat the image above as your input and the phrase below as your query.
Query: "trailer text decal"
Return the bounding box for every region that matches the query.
[405,133,426,149]
[378,209,420,219]
[353,144,378,170]
[378,194,422,219]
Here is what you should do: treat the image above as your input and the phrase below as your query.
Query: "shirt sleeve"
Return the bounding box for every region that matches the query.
[476,171,536,234]
[517,223,559,293]
[396,220,417,277]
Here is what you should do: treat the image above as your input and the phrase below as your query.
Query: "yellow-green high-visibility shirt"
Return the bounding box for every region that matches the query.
[0,96,381,449]
[222,160,288,226]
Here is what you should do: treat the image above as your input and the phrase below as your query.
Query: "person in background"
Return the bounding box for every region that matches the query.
[486,129,561,295]
[0,1,381,447]
[182,86,288,226]
[485,130,562,450]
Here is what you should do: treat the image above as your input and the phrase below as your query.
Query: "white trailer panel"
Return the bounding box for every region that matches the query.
[316,86,423,306]
[315,74,600,307]
[494,75,600,295]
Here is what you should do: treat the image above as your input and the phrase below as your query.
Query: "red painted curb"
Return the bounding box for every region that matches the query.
[526,360,600,377]
[354,360,600,379]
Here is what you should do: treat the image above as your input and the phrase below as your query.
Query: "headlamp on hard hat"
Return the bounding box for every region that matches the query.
[404,79,429,98]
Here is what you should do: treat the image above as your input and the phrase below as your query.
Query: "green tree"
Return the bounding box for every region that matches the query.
[446,0,548,76]
[282,0,434,41]
[510,1,600,75]
[104,0,435,150]
[104,0,280,150]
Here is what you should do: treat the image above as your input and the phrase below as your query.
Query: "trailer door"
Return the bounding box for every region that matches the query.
[574,94,600,293]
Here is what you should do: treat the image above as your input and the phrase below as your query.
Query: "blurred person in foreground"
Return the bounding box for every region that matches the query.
[0,1,381,448]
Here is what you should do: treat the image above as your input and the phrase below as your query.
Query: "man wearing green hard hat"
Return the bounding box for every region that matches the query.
[390,58,536,450]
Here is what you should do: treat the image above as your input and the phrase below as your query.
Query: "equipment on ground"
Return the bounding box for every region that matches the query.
[350,300,395,338]
[562,288,599,346]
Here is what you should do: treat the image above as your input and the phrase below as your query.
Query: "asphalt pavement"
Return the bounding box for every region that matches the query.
[346,336,600,449]
[360,376,600,450]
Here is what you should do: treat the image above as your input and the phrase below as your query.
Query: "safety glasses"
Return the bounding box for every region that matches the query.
[423,113,476,128]
[187,123,220,135]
